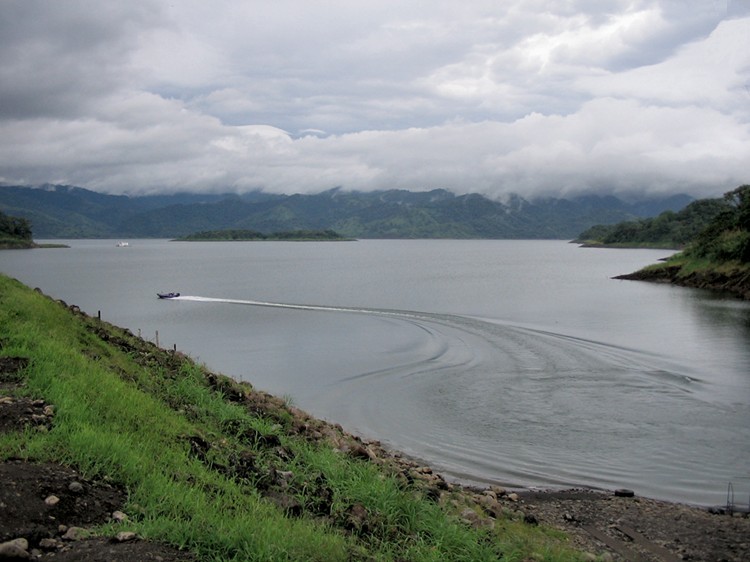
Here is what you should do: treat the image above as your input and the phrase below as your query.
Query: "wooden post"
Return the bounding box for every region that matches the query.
[155,330,159,348]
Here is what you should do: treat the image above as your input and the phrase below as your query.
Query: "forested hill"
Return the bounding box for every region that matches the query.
[574,197,730,249]
[615,185,750,299]
[0,184,692,239]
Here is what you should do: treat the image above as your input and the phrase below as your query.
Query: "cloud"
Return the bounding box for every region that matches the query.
[0,1,747,199]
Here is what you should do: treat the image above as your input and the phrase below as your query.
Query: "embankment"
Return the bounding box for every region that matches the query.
[615,262,750,300]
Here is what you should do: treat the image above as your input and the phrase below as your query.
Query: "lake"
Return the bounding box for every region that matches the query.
[2,239,749,506]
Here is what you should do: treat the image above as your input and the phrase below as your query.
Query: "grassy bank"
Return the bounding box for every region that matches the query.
[616,254,750,299]
[0,274,588,561]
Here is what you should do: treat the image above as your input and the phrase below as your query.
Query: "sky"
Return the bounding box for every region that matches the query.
[0,1,749,200]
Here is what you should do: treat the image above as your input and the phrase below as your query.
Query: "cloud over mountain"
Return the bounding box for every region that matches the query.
[1,1,748,199]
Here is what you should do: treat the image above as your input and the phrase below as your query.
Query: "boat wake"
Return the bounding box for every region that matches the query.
[163,294,746,505]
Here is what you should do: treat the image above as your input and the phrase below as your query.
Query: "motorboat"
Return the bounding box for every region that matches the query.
[157,292,180,299]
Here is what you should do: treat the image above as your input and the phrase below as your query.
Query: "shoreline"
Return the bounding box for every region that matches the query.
[614,263,750,300]
[2,278,749,560]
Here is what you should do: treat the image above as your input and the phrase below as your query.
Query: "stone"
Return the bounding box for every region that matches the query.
[460,508,479,523]
[44,495,60,506]
[112,510,129,523]
[482,489,498,501]
[38,538,60,550]
[62,527,87,541]
[490,485,506,496]
[507,492,519,502]
[68,481,84,493]
[115,531,137,542]
[0,538,30,559]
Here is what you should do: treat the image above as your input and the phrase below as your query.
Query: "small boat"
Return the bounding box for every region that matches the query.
[116,241,129,247]
[157,292,180,299]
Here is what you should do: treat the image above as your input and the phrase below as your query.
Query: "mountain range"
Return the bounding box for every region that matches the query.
[0,184,693,239]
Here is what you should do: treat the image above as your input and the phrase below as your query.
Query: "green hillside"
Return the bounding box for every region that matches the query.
[1,184,692,239]
[615,185,750,299]
[575,198,729,249]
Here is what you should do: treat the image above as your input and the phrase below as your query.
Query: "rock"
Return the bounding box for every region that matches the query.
[43,405,55,416]
[460,508,479,523]
[38,538,59,550]
[507,492,519,502]
[115,531,137,542]
[0,538,30,559]
[44,494,60,506]
[490,485,507,496]
[0,544,30,559]
[482,489,498,501]
[68,481,84,493]
[62,527,87,541]
[111,510,129,523]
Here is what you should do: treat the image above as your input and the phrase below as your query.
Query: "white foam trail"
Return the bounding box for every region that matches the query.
[174,295,409,317]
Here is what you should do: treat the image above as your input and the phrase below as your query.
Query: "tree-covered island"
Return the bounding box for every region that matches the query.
[174,228,354,241]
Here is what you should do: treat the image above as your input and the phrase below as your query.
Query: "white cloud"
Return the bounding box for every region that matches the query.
[0,1,747,199]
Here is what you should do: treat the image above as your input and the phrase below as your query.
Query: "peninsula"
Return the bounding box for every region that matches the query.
[614,185,750,299]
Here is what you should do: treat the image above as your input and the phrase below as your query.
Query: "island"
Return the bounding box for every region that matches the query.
[174,228,354,241]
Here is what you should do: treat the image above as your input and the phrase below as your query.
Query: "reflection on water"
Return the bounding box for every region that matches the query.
[1,239,749,506]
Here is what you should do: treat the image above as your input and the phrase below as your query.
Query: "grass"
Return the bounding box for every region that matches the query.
[641,253,750,278]
[0,273,590,561]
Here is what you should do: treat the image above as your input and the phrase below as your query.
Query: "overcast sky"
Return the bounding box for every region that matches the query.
[1,1,748,199]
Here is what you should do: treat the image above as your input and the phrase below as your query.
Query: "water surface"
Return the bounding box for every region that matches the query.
[2,239,749,506]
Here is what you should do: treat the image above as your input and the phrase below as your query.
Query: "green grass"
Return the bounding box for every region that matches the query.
[0,273,589,561]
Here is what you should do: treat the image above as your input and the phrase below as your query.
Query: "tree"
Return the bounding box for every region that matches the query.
[0,211,33,240]
[688,185,750,263]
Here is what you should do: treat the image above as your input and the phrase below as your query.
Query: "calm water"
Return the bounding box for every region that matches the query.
[2,239,749,506]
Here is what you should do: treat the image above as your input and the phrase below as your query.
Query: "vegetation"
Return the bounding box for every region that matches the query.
[0,274,589,561]
[575,198,729,249]
[2,184,691,239]
[175,229,352,241]
[616,185,750,299]
[0,209,33,248]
